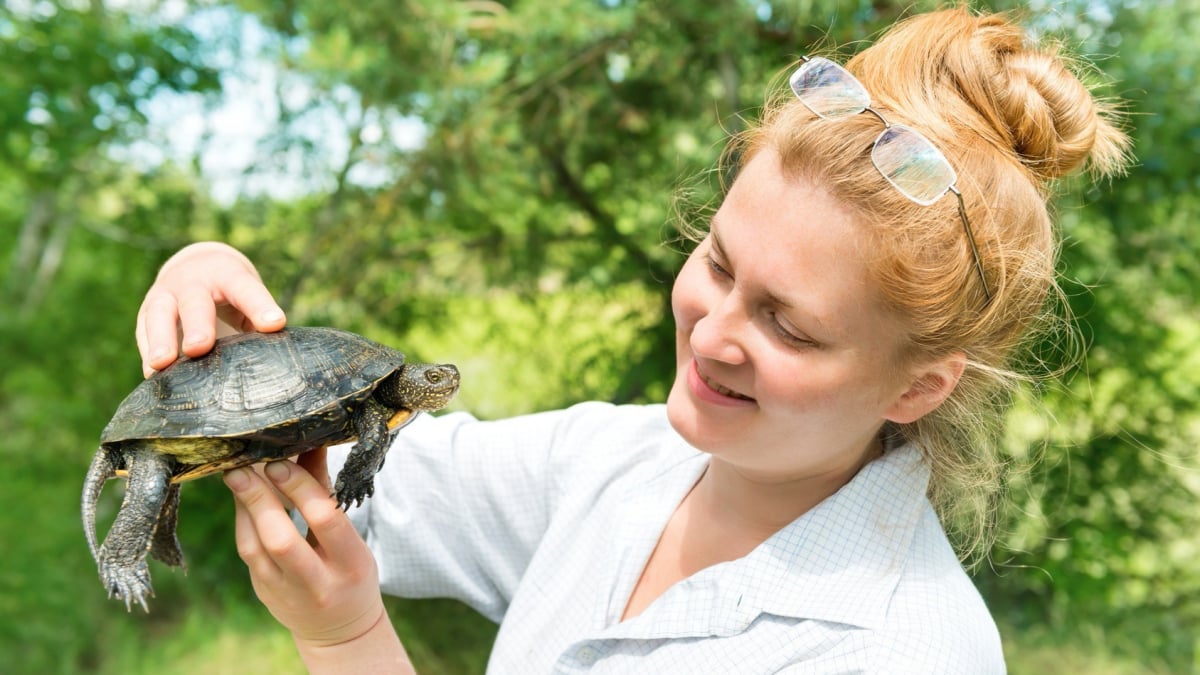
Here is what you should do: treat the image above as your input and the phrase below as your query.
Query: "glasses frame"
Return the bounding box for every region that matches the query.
[789,56,992,303]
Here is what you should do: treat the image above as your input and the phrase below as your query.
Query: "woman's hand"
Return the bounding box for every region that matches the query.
[224,449,415,674]
[137,242,287,376]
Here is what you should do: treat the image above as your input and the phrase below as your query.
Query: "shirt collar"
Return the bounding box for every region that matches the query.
[602,436,932,640]
[731,444,931,630]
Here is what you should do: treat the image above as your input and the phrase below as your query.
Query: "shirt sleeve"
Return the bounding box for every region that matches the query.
[325,402,633,622]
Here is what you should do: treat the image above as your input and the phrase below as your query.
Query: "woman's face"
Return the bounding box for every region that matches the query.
[667,148,918,481]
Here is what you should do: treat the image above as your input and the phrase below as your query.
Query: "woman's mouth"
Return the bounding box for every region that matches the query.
[701,372,753,400]
[689,360,756,405]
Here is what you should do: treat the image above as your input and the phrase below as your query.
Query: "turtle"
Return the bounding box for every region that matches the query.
[81,326,460,612]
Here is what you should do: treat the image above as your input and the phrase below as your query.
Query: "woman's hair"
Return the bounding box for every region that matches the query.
[718,7,1131,561]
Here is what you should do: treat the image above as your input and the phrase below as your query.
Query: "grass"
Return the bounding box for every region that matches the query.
[90,598,495,674]
[1001,621,1186,675]
[95,602,306,675]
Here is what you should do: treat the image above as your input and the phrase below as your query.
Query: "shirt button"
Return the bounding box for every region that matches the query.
[576,645,599,665]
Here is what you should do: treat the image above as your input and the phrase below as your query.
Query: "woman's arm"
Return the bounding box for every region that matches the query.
[225,449,417,674]
[139,244,414,670]
[136,241,286,376]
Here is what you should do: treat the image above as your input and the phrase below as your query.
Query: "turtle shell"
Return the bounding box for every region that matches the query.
[102,327,406,449]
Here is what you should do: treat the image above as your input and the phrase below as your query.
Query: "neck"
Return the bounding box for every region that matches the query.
[694,436,883,545]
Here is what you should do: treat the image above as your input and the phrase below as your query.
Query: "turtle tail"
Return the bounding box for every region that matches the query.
[82,445,121,563]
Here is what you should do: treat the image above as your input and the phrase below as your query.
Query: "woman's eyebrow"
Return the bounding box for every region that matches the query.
[710,220,840,338]
[709,216,724,253]
[712,221,794,309]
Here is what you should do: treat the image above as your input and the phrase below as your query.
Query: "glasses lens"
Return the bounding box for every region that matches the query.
[790,57,870,118]
[872,126,957,205]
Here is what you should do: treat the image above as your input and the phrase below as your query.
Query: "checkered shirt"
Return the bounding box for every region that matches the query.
[325,402,1005,674]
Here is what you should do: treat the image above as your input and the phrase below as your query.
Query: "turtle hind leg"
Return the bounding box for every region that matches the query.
[82,445,122,564]
[334,397,395,510]
[149,483,186,571]
[98,443,175,612]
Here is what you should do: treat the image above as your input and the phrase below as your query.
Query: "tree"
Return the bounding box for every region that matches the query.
[3,0,1197,671]
[980,1,1200,666]
[1,2,219,315]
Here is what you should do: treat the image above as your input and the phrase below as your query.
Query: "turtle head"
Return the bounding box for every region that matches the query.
[382,363,460,412]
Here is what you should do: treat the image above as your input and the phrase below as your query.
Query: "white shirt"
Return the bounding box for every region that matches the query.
[327,402,1005,673]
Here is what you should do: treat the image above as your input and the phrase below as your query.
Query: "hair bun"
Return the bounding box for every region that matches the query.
[985,31,1130,181]
[848,8,1131,183]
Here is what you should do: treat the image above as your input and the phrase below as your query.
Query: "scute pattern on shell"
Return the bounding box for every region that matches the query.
[101,327,406,443]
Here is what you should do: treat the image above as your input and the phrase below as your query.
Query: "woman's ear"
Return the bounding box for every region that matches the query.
[884,352,966,424]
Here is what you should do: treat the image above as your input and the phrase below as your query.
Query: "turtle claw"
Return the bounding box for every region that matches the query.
[100,560,154,613]
[333,476,375,511]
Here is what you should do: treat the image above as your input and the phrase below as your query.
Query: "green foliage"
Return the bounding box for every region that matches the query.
[976,2,1200,669]
[1,0,1197,672]
[0,3,220,181]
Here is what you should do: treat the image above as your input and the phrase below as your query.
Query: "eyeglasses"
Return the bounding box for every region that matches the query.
[789,56,992,303]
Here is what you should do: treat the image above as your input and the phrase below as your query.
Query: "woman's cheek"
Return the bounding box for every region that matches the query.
[671,255,709,335]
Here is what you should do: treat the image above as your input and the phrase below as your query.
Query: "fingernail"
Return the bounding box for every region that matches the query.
[182,333,206,347]
[265,461,291,483]
[261,308,284,323]
[150,346,171,363]
[224,468,251,491]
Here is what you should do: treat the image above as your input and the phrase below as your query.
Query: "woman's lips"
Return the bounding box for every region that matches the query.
[688,360,756,406]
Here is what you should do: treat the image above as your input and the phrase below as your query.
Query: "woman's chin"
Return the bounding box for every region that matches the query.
[667,377,733,454]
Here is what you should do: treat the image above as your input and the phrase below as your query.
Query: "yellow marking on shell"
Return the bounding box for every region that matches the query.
[146,437,243,464]
[115,453,260,485]
[170,455,262,484]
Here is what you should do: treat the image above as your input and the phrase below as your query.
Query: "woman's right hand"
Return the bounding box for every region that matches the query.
[137,242,287,376]
[225,449,415,674]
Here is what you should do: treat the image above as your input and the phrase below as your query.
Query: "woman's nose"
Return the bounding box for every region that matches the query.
[689,293,749,365]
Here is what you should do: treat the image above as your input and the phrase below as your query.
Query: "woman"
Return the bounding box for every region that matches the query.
[133,7,1128,673]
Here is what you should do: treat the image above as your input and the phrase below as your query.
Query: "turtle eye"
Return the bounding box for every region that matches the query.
[426,370,442,383]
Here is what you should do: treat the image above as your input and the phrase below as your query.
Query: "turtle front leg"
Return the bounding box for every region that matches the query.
[335,397,397,510]
[98,443,175,612]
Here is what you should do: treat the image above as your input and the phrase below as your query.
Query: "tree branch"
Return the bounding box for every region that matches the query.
[537,144,667,281]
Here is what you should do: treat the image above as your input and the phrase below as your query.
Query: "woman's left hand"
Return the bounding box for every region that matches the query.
[225,449,414,673]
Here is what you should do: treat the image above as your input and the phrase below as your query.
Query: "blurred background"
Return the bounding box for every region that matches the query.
[2,0,1197,672]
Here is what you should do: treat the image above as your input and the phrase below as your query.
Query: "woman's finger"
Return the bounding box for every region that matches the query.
[138,290,184,373]
[175,284,220,358]
[225,467,322,580]
[263,460,361,559]
[229,482,282,581]
[220,277,286,334]
[296,447,332,494]
[135,312,154,378]
[293,449,332,549]
[215,305,253,335]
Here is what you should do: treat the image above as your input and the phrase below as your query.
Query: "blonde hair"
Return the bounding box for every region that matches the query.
[720,7,1130,561]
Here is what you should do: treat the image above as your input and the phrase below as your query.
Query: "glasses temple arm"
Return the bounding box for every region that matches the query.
[951,187,992,303]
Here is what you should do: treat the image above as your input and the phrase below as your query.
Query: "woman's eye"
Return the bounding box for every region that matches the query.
[770,312,816,348]
[705,254,731,278]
